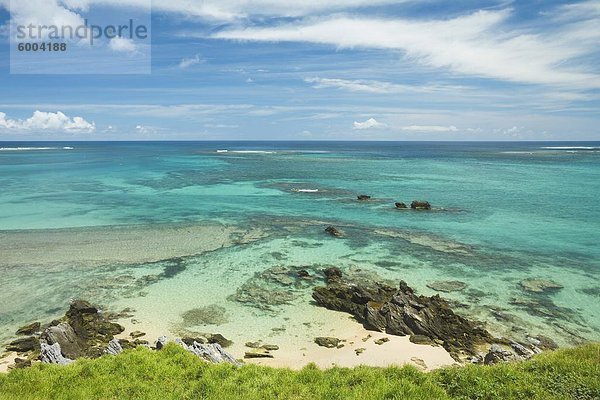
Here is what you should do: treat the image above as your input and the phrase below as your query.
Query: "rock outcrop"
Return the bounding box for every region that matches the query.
[176,339,240,365]
[312,269,495,361]
[6,336,39,353]
[395,202,408,209]
[314,337,341,348]
[41,300,125,359]
[325,226,343,237]
[357,195,371,201]
[411,201,432,210]
[16,322,41,336]
[39,343,73,365]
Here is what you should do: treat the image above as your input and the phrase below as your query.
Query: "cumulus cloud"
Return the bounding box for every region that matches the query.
[179,54,204,68]
[353,118,386,130]
[401,125,458,132]
[109,37,137,53]
[0,111,95,132]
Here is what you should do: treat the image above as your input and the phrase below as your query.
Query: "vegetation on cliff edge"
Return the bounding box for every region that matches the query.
[0,343,598,400]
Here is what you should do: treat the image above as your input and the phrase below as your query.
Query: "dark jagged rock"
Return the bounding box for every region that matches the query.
[410,334,435,345]
[312,270,496,361]
[395,202,408,209]
[16,322,41,336]
[323,267,343,283]
[314,337,341,348]
[11,358,32,369]
[6,336,39,353]
[325,226,343,237]
[40,300,125,359]
[262,344,279,351]
[484,344,517,365]
[207,333,233,348]
[297,269,311,278]
[244,348,274,358]
[129,330,146,339]
[411,201,431,210]
[357,195,371,201]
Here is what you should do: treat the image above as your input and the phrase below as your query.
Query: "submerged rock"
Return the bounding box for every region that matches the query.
[427,281,468,293]
[229,265,322,311]
[181,305,229,326]
[411,201,431,210]
[312,270,496,361]
[323,267,343,283]
[314,337,341,348]
[520,279,563,293]
[16,322,41,336]
[325,226,343,237]
[357,195,371,201]
[395,202,408,209]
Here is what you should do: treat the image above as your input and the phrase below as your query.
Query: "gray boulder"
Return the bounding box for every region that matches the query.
[105,338,123,355]
[40,343,73,365]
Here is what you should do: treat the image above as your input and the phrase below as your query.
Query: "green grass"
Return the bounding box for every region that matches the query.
[0,344,598,400]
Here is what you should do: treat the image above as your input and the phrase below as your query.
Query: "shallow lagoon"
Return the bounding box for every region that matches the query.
[1,141,599,359]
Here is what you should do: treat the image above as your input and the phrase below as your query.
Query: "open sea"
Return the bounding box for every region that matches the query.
[1,141,599,354]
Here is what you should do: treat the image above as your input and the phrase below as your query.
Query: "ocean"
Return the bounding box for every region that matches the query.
[1,141,599,354]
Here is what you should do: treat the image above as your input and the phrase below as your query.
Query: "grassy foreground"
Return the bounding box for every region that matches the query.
[0,344,598,400]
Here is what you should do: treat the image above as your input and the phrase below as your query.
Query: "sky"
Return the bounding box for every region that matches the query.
[0,0,599,141]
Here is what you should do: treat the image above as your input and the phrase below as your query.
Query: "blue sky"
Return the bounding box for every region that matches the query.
[0,0,599,140]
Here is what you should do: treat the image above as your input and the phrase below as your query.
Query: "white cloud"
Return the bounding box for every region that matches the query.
[305,77,464,94]
[353,118,386,130]
[7,0,85,39]
[0,111,95,132]
[135,124,156,134]
[179,54,204,68]
[204,123,239,128]
[109,37,137,53]
[401,125,458,132]
[214,9,600,89]
[1,0,404,22]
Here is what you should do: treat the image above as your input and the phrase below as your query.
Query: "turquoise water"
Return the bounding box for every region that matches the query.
[1,141,599,352]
